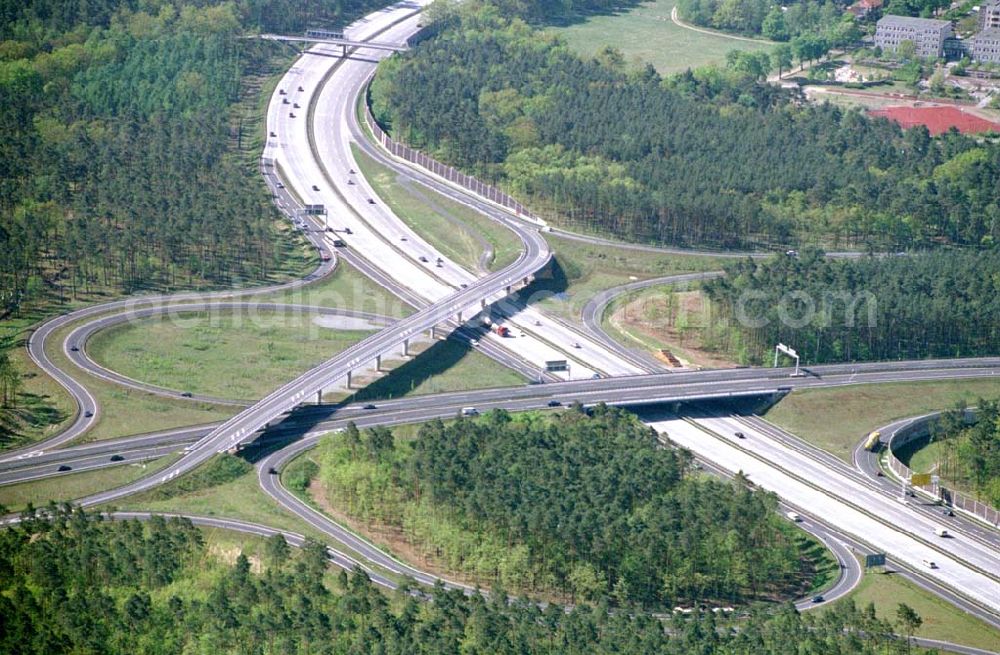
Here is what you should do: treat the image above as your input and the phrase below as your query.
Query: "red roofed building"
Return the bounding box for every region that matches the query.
[849,0,883,18]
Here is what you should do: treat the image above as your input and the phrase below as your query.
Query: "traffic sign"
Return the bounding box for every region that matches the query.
[910,473,932,486]
[865,553,886,568]
[776,343,798,358]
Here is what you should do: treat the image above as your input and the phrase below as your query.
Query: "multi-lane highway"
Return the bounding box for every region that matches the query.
[646,409,1000,618]
[2,1,999,648]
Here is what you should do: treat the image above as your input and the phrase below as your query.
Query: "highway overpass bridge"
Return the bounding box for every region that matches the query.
[258,30,408,56]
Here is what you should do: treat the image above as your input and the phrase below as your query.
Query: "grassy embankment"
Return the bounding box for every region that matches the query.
[113,453,380,570]
[830,561,1000,651]
[598,285,736,369]
[764,379,1000,462]
[532,235,722,323]
[351,145,523,273]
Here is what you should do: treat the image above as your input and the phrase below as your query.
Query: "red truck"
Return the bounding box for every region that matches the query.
[492,324,509,337]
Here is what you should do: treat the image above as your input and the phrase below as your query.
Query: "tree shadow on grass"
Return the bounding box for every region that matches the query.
[345,338,473,402]
[238,338,477,463]
[538,2,648,29]
[0,392,70,451]
[238,259,571,460]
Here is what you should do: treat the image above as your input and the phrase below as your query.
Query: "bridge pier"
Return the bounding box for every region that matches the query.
[506,285,511,295]
[342,44,347,57]
[375,353,382,371]
[481,298,487,309]
[456,311,462,323]
[429,326,436,340]
[345,370,352,389]
[402,339,409,357]
[317,389,323,404]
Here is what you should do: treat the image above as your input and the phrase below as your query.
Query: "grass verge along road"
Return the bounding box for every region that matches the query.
[764,379,1000,462]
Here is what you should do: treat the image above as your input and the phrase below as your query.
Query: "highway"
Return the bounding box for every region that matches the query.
[643,409,1000,621]
[1,1,998,648]
[13,183,338,455]
[277,6,648,380]
[3,357,996,491]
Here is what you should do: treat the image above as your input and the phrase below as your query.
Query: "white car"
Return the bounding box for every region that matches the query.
[786,512,802,522]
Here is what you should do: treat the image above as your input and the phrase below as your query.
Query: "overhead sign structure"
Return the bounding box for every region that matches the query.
[545,360,568,372]
[303,204,326,215]
[865,553,886,569]
[774,343,801,377]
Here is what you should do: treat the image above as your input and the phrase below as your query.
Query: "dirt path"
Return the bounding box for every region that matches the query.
[670,6,774,44]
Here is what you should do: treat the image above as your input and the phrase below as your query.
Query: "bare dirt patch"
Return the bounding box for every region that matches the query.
[610,290,737,369]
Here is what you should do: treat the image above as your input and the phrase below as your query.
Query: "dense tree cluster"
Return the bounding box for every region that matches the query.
[0,0,379,39]
[883,0,951,19]
[0,504,927,654]
[318,407,809,608]
[932,399,1000,508]
[701,249,1000,364]
[371,6,1000,250]
[676,0,861,49]
[0,0,389,318]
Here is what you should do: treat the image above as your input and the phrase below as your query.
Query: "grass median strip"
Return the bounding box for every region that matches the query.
[253,258,413,318]
[352,144,522,273]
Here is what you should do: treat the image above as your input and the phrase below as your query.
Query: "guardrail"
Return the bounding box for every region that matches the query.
[886,410,999,526]
[363,88,542,224]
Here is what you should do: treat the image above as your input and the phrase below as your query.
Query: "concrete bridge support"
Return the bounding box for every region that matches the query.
[402,339,410,357]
